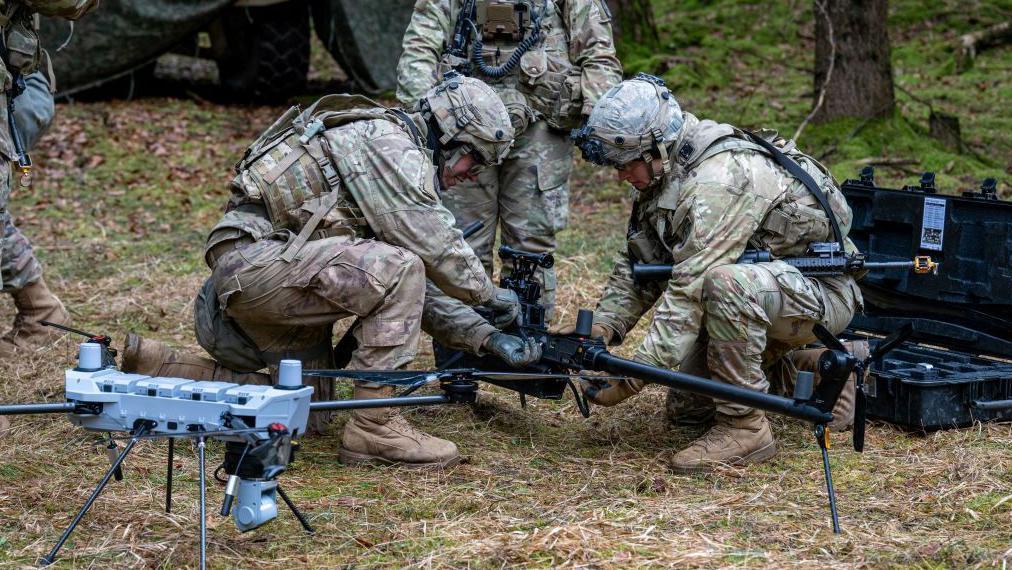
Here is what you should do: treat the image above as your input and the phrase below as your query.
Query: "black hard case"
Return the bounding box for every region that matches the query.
[841,176,1012,430]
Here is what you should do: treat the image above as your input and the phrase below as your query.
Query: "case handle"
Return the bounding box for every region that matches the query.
[971,399,1012,411]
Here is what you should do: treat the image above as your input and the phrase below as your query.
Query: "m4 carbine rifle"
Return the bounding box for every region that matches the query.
[633,242,938,282]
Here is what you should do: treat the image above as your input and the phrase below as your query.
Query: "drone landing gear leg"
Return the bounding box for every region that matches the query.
[197,436,208,570]
[815,424,841,534]
[166,437,174,513]
[40,422,153,566]
[277,485,315,533]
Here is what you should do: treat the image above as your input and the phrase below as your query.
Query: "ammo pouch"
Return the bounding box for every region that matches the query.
[627,229,666,265]
[518,48,582,130]
[757,201,833,257]
[3,11,40,71]
[194,278,268,373]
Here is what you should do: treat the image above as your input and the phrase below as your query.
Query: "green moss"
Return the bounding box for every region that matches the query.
[615,0,1010,196]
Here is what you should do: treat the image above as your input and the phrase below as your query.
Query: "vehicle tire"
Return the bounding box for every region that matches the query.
[216,1,310,102]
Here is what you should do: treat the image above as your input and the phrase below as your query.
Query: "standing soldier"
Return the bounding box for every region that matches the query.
[569,74,863,472]
[396,0,622,323]
[124,76,543,468]
[0,2,98,358]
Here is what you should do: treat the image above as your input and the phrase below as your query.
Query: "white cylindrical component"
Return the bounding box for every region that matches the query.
[79,342,103,370]
[277,360,302,388]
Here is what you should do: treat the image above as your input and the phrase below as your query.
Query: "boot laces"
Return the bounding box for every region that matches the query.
[385,414,435,444]
[694,424,739,453]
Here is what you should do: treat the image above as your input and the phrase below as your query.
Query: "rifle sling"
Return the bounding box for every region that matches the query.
[745,131,847,256]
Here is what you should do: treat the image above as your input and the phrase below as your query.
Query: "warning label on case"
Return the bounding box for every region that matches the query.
[920,197,946,251]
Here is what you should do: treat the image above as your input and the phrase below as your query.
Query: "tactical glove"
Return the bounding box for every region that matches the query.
[482,286,521,328]
[580,377,646,407]
[483,332,542,368]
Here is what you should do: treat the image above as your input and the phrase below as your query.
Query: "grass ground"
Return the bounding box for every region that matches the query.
[0,1,1010,568]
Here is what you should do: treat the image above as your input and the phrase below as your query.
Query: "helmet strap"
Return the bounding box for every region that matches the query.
[423,113,445,162]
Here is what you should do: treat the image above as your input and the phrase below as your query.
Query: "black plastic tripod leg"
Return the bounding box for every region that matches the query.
[277,485,315,534]
[40,422,152,566]
[166,437,174,513]
[198,436,207,570]
[815,424,842,534]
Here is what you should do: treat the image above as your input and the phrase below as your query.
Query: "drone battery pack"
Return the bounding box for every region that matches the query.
[842,174,1012,431]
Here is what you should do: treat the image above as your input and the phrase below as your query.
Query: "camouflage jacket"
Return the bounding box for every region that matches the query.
[594,112,858,369]
[396,0,621,130]
[206,113,494,307]
[0,0,97,161]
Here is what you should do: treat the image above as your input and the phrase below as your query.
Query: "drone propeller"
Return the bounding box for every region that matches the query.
[852,323,913,452]
[811,322,914,452]
[812,323,847,352]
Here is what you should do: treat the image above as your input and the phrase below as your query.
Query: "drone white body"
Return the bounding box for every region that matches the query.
[63,343,312,438]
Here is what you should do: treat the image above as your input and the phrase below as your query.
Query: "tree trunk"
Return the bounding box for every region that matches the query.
[605,0,659,49]
[813,0,895,122]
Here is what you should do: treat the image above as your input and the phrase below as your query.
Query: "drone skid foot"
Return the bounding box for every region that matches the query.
[41,422,152,565]
[198,436,208,570]
[165,438,174,513]
[815,424,842,534]
[277,485,315,534]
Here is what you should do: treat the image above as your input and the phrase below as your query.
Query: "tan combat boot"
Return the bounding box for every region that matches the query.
[789,340,870,431]
[0,277,70,358]
[340,383,460,468]
[121,333,270,384]
[667,410,777,473]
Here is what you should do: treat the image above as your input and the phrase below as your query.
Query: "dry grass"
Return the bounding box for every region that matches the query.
[0,89,1009,569]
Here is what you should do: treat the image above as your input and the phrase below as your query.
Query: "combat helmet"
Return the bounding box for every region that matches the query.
[420,72,514,171]
[571,73,684,183]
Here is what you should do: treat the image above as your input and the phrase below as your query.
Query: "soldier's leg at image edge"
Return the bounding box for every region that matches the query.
[0,164,70,358]
[0,72,70,359]
[667,262,856,472]
[498,121,572,322]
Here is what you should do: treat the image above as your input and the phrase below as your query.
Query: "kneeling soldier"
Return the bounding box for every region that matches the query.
[570,74,863,472]
[125,75,541,468]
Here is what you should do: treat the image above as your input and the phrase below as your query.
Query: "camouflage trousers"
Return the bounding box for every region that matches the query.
[198,235,427,401]
[0,72,56,293]
[440,120,572,319]
[0,167,43,294]
[673,261,861,417]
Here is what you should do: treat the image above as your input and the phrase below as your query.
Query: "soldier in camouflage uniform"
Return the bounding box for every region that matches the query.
[569,75,863,472]
[0,2,98,358]
[396,0,622,331]
[124,76,543,468]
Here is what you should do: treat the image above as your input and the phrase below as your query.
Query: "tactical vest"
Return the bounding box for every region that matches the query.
[628,118,855,264]
[1,4,50,89]
[234,94,421,262]
[442,0,583,130]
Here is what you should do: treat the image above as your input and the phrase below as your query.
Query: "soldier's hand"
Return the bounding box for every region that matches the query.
[579,376,646,407]
[483,286,521,328]
[482,332,542,368]
[552,321,612,343]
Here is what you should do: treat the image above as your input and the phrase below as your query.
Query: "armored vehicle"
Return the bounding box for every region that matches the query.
[40,0,414,99]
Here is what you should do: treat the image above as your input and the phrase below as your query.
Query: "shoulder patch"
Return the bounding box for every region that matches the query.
[677,120,736,168]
